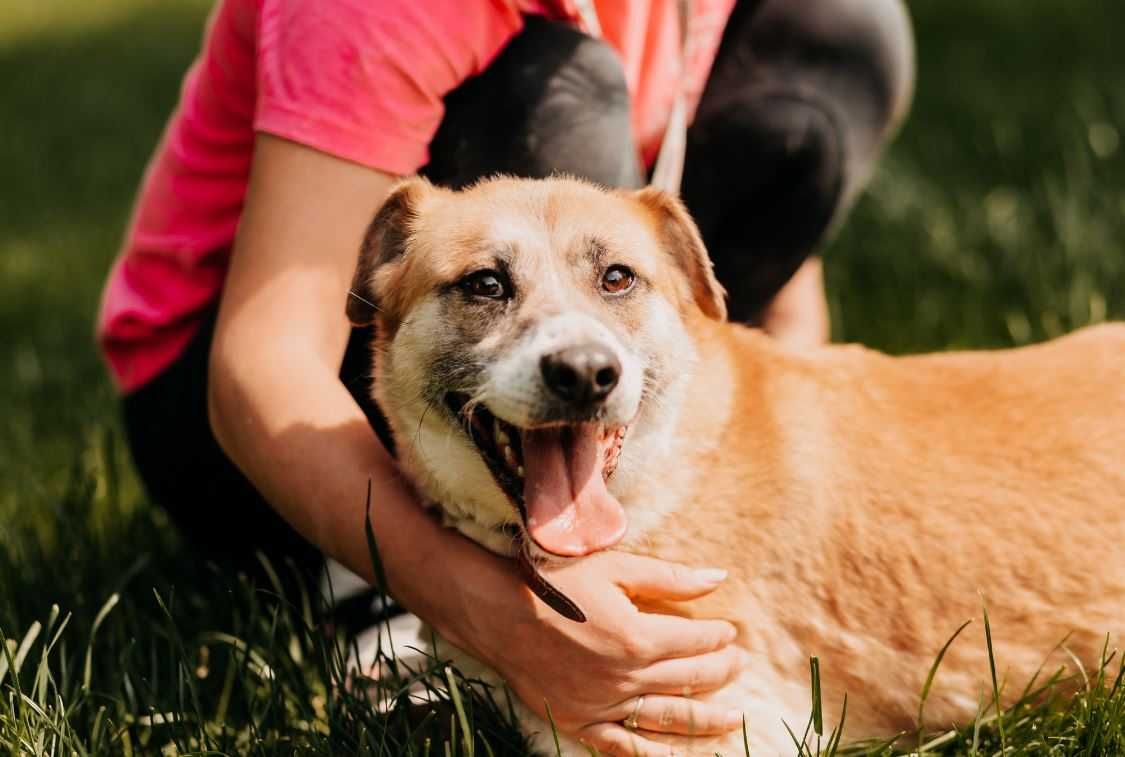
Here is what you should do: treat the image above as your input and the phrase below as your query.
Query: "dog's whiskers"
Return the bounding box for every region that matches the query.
[347,289,382,312]
[459,387,491,424]
[505,525,527,554]
[412,397,436,447]
[407,396,456,467]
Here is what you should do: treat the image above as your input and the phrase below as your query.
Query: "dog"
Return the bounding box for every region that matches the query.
[346,175,1125,755]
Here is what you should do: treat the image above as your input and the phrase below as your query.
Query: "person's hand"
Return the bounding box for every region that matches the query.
[436,548,746,756]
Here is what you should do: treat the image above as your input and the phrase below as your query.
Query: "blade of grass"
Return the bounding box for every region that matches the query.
[825,693,848,756]
[82,593,119,691]
[810,656,823,738]
[445,666,474,757]
[363,480,398,673]
[781,718,807,756]
[543,699,564,757]
[981,602,1007,752]
[1060,644,1090,692]
[9,620,42,684]
[917,618,972,745]
[34,609,70,708]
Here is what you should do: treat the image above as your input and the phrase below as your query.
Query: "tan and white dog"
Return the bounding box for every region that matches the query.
[347,176,1125,755]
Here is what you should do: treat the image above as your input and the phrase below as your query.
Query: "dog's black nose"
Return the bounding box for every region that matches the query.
[541,343,621,406]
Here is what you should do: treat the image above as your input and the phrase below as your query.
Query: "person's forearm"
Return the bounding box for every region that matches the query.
[207,348,499,641]
[200,135,530,654]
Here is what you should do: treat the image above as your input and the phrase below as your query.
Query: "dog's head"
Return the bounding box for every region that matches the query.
[349,176,725,560]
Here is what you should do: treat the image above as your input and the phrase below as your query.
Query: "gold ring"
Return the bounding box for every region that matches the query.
[623,696,645,730]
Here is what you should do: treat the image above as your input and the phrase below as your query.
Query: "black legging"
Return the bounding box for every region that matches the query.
[124,0,915,580]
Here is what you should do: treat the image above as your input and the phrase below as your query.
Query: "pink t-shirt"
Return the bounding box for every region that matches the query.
[98,0,735,392]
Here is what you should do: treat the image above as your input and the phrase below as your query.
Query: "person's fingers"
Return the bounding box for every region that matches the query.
[631,613,738,661]
[576,722,677,757]
[611,554,728,601]
[635,646,746,696]
[612,695,743,737]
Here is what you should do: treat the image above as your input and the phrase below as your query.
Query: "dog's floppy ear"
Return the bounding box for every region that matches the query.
[630,187,727,321]
[347,177,431,326]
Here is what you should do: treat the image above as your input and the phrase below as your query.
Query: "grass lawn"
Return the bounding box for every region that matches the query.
[2,0,1124,753]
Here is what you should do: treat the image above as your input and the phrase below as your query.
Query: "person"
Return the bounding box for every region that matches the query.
[97,0,914,752]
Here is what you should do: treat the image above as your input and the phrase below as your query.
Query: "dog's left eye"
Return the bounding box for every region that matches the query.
[601,265,636,295]
[461,269,511,300]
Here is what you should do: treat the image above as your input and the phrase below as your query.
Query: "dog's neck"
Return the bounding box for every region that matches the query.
[623,320,827,563]
[609,317,751,544]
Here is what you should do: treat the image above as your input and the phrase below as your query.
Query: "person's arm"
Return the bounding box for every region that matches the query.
[208,133,745,755]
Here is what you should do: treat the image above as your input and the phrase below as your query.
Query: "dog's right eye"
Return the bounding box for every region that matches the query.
[460,269,511,300]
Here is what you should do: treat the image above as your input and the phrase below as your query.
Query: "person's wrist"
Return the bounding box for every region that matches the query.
[396,526,517,656]
[351,458,542,665]
[423,535,534,662]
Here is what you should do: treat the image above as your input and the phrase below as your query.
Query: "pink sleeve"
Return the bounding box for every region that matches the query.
[255,0,527,175]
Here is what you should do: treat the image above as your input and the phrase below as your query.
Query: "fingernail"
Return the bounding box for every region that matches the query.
[696,568,727,583]
[724,624,739,643]
[726,709,744,728]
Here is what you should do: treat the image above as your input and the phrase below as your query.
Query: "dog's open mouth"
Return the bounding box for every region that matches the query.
[444,392,631,622]
[445,393,628,559]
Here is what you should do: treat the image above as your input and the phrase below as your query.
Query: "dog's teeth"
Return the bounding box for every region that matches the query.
[516,465,525,478]
[494,420,509,446]
[503,445,517,468]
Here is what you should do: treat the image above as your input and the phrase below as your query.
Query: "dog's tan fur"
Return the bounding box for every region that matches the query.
[350,176,1125,754]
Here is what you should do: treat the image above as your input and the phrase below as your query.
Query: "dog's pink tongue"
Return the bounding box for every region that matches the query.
[521,425,627,557]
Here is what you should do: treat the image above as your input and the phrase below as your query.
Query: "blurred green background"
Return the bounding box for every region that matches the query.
[0,0,1122,751]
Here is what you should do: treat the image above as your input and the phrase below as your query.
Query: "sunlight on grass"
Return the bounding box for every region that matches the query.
[0,0,211,44]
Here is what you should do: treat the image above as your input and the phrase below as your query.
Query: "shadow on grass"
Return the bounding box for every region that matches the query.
[0,3,210,540]
[0,0,215,702]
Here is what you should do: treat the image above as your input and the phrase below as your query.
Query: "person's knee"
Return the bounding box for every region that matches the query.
[754,0,915,151]
[761,94,842,207]
[825,0,916,140]
[552,30,631,112]
[510,19,638,184]
[705,0,914,167]
[686,87,845,240]
[684,0,915,319]
[685,92,843,312]
[429,16,639,188]
[693,0,913,221]
[507,17,630,112]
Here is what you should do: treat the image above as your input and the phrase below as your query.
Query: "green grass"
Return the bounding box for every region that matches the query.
[2,0,1124,753]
